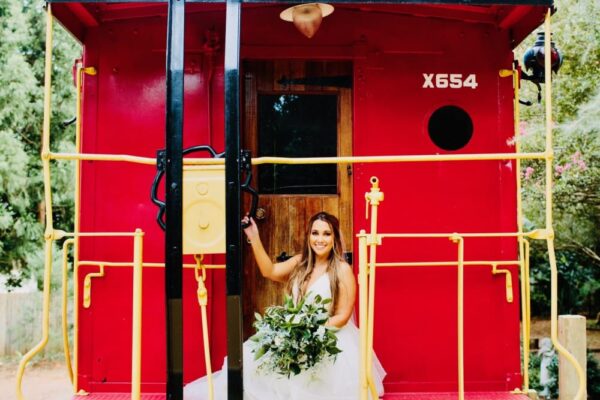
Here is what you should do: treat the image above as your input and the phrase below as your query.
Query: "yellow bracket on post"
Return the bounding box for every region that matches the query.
[194,254,214,400]
[491,263,514,303]
[82,66,96,76]
[365,176,384,220]
[82,265,105,309]
[526,228,551,240]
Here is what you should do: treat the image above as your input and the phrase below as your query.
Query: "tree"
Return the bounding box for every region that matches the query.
[518,0,600,315]
[0,0,79,288]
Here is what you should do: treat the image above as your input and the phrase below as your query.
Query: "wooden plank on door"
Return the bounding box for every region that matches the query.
[288,197,307,255]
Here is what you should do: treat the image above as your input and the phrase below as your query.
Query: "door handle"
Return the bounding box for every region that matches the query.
[255,207,266,220]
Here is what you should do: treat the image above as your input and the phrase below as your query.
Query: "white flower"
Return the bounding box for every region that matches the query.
[316,326,326,339]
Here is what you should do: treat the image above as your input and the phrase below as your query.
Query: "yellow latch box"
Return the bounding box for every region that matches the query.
[182,166,226,255]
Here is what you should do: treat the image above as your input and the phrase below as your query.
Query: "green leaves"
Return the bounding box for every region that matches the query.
[251,294,342,378]
[0,1,79,289]
[516,0,600,317]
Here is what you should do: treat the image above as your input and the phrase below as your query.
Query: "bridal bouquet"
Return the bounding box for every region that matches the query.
[250,294,342,377]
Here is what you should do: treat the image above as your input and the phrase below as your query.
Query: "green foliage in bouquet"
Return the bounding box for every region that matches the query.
[250,294,342,377]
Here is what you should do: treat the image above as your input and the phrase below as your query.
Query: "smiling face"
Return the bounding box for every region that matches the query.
[309,219,334,260]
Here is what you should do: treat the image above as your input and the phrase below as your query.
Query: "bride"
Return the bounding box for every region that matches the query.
[185,211,386,399]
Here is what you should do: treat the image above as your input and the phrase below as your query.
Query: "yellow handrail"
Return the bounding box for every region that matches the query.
[77,261,225,269]
[542,10,586,400]
[524,239,532,373]
[252,153,547,164]
[16,6,55,399]
[55,230,141,237]
[51,152,158,165]
[360,180,527,400]
[513,49,531,394]
[50,151,549,167]
[73,62,81,395]
[72,61,96,393]
[378,230,548,239]
[61,239,75,384]
[502,59,532,393]
[375,261,521,267]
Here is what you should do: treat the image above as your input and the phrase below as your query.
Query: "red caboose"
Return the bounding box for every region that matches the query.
[17,1,585,400]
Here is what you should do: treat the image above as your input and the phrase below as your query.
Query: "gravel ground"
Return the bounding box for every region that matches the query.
[0,360,72,400]
[1,320,597,399]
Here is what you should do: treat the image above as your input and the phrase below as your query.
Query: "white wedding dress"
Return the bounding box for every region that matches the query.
[184,274,386,399]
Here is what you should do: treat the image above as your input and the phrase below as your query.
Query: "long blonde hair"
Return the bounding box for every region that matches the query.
[286,212,346,314]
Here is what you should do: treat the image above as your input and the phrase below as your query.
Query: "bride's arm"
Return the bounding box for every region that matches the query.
[243,216,300,283]
[326,262,356,328]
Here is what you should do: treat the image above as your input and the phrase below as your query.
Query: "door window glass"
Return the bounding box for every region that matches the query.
[258,94,337,194]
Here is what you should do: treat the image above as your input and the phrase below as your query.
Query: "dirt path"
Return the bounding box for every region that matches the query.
[0,360,72,400]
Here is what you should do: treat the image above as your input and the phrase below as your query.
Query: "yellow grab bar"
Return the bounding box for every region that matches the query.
[49,151,550,167]
[491,264,514,303]
[82,265,105,308]
[252,153,548,165]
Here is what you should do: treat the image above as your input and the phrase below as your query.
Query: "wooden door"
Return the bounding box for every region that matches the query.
[242,61,353,338]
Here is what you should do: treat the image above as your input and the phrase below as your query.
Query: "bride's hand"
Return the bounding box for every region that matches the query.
[242,216,259,242]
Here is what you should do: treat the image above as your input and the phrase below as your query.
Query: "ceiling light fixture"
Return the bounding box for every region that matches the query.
[280,3,334,39]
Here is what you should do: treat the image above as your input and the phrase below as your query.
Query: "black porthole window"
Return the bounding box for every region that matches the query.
[428,105,473,151]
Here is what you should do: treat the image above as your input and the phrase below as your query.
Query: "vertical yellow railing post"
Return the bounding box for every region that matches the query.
[61,239,75,384]
[450,234,465,400]
[358,231,369,400]
[512,58,531,392]
[500,62,531,394]
[73,62,82,395]
[15,6,55,400]
[131,229,144,400]
[365,177,384,399]
[524,239,532,353]
[541,9,585,400]
[73,63,96,395]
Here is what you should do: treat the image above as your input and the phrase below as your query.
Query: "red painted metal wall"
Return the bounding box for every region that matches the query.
[78,8,228,392]
[351,18,522,391]
[73,4,538,394]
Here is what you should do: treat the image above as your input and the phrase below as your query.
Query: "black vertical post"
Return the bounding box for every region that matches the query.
[224,1,243,399]
[165,0,185,399]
